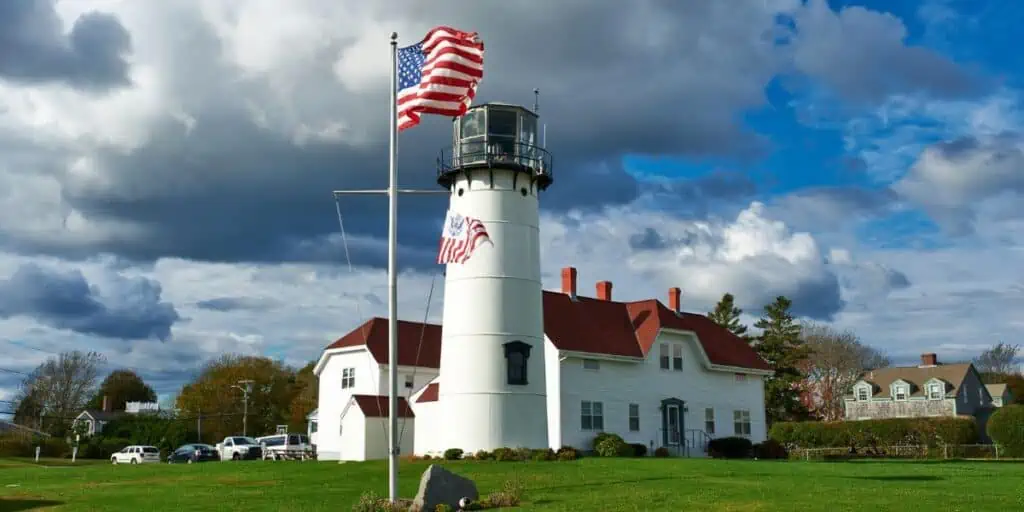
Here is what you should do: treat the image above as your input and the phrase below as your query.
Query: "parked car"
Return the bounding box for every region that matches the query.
[110,445,161,465]
[255,433,315,460]
[215,436,263,461]
[167,444,220,464]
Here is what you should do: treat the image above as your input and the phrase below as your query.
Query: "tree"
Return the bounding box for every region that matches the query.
[799,322,890,421]
[974,343,1020,375]
[707,293,751,342]
[13,350,106,435]
[288,361,318,431]
[753,296,811,424]
[86,370,157,412]
[175,355,300,442]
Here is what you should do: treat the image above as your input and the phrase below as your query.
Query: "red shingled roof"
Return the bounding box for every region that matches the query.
[417,382,439,403]
[323,292,768,372]
[351,395,415,418]
[324,318,441,368]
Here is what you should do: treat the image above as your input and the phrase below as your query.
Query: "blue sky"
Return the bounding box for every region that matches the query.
[0,0,1022,406]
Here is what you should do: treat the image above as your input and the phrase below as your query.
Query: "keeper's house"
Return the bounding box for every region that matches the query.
[311,267,772,461]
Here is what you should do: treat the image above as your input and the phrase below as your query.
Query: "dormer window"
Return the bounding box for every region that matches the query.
[857,387,869,401]
[928,383,944,400]
[894,385,908,401]
[504,341,531,386]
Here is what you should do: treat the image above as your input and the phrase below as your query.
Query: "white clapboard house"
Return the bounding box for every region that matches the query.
[311,267,771,461]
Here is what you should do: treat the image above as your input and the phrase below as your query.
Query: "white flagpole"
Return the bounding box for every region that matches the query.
[387,31,400,503]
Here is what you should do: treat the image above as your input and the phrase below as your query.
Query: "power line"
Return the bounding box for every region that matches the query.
[0,367,28,376]
[1,339,171,377]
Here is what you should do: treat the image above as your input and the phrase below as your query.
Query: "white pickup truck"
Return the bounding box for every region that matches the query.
[215,436,263,461]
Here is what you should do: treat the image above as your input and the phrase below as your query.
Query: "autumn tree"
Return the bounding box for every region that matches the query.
[175,355,300,442]
[707,293,751,342]
[11,351,106,435]
[800,322,890,421]
[288,361,318,431]
[974,342,1020,375]
[86,369,157,411]
[754,296,811,424]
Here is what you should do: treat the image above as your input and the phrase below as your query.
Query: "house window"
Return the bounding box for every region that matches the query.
[672,345,683,371]
[733,410,751,436]
[581,401,604,431]
[857,387,869,401]
[894,386,907,401]
[659,343,669,369]
[582,359,600,371]
[310,421,318,434]
[628,404,640,431]
[341,368,355,389]
[735,373,747,382]
[504,341,532,386]
[928,383,943,400]
[404,374,414,389]
[704,408,715,435]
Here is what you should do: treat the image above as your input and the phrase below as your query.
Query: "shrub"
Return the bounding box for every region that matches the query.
[629,443,648,457]
[769,417,979,451]
[351,491,409,511]
[530,448,556,461]
[988,405,1024,457]
[556,446,579,461]
[511,447,532,461]
[443,448,464,460]
[708,437,753,459]
[752,439,788,459]
[434,505,454,512]
[591,432,617,451]
[492,447,518,462]
[480,479,523,508]
[653,447,671,458]
[474,449,492,460]
[595,435,631,457]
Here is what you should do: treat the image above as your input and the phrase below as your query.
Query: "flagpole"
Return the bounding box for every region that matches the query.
[387,31,400,503]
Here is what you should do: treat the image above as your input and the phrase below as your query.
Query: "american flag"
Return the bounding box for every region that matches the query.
[397,26,484,131]
[437,209,491,265]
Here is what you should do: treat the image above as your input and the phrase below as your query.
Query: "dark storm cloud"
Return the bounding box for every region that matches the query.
[0,263,180,341]
[0,0,986,268]
[0,0,131,90]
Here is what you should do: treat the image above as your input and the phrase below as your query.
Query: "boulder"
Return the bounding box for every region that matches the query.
[412,464,479,511]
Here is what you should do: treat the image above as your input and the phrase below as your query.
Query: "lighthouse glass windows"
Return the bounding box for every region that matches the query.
[458,109,485,165]
[519,113,537,167]
[487,108,518,162]
[503,341,531,386]
[341,368,355,389]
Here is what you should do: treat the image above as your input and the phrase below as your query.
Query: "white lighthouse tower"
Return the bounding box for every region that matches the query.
[435,103,552,452]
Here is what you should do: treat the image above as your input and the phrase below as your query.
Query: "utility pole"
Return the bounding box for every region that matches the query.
[231,380,254,437]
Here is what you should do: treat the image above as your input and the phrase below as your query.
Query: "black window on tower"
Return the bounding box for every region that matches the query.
[503,341,532,386]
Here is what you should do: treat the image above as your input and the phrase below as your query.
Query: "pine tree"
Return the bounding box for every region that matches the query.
[707,293,750,342]
[753,296,811,424]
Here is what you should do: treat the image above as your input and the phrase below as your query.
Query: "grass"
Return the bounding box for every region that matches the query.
[0,457,1023,511]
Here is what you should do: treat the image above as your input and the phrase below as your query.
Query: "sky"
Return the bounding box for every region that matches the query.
[1,0,1023,407]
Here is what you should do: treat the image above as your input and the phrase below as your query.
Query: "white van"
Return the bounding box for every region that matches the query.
[111,445,161,464]
[255,433,315,460]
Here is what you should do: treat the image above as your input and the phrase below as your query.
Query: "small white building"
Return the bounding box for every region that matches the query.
[313,267,771,460]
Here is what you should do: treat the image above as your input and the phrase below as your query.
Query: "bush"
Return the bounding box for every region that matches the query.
[491,447,518,462]
[708,437,753,459]
[629,443,648,457]
[82,437,132,460]
[595,435,631,457]
[351,491,410,511]
[752,439,788,459]
[653,447,671,458]
[473,449,492,460]
[591,432,617,451]
[443,448,464,460]
[556,446,579,461]
[480,479,523,508]
[530,448,556,461]
[988,405,1024,457]
[769,417,979,451]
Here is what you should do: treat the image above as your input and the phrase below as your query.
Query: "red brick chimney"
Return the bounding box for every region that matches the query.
[561,267,577,298]
[920,353,938,367]
[668,287,682,313]
[102,395,111,412]
[596,281,613,301]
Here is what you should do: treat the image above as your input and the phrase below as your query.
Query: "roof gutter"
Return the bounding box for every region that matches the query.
[313,345,369,376]
[557,350,644,363]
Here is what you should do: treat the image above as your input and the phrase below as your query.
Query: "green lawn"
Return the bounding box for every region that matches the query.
[1,457,1022,511]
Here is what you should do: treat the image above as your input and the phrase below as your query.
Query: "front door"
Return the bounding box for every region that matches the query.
[666,405,681,445]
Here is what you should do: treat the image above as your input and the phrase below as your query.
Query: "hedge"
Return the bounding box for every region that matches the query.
[708,437,753,458]
[988,405,1024,457]
[769,417,978,450]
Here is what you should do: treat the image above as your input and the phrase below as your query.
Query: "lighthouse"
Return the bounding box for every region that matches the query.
[435,103,552,452]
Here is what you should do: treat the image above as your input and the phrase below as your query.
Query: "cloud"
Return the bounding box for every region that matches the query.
[0,263,180,341]
[895,133,1024,234]
[0,0,132,90]
[195,297,279,313]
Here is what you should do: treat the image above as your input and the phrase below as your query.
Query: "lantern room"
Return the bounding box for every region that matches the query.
[436,103,553,190]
